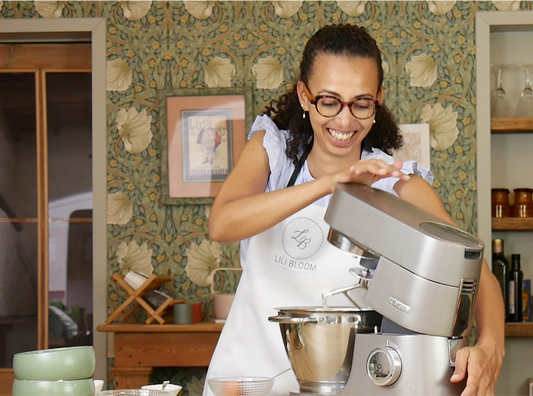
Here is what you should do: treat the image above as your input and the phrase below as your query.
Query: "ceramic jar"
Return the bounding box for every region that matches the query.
[491,188,511,218]
[512,188,533,218]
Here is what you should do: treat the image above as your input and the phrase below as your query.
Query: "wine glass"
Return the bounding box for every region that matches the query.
[514,67,533,118]
[492,66,511,118]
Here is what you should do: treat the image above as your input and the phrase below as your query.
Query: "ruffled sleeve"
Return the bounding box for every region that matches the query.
[249,115,295,192]
[362,148,434,196]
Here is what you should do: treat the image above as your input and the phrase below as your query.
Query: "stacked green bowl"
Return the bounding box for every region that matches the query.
[12,346,96,396]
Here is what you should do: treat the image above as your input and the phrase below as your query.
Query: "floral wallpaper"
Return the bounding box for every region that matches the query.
[2,0,533,394]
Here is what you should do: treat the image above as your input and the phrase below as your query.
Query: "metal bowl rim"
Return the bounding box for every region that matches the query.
[273,306,377,313]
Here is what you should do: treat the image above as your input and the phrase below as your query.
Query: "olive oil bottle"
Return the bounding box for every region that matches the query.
[492,239,509,321]
[508,254,524,323]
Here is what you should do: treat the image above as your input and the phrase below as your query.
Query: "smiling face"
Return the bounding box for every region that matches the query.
[297,53,382,163]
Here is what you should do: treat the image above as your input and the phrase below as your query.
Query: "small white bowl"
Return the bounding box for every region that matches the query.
[94,379,105,395]
[13,346,95,381]
[141,384,182,396]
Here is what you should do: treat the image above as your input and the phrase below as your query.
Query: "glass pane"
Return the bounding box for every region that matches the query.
[0,72,39,368]
[0,222,38,368]
[46,72,93,348]
[46,72,92,201]
[0,72,38,219]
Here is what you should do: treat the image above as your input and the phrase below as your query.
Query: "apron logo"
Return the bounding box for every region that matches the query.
[291,229,311,249]
[282,217,323,260]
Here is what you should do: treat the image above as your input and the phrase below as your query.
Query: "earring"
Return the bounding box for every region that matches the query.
[303,112,306,119]
[373,119,376,124]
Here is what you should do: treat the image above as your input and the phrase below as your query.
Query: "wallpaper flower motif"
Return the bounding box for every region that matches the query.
[427,1,456,16]
[107,59,133,92]
[5,1,533,392]
[186,376,206,396]
[184,1,216,20]
[420,103,459,151]
[204,57,235,88]
[185,240,222,288]
[115,108,153,154]
[252,56,284,90]
[120,1,152,21]
[116,240,154,278]
[35,1,64,18]
[405,54,438,88]
[493,1,521,11]
[337,1,368,17]
[272,1,303,18]
[107,192,133,225]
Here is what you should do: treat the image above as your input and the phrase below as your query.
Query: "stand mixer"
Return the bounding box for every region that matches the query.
[272,183,485,396]
[328,183,484,396]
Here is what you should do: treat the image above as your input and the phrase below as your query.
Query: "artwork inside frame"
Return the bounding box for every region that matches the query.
[393,123,431,170]
[159,87,254,205]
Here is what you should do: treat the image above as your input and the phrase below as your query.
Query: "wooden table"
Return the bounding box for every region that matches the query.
[97,323,224,389]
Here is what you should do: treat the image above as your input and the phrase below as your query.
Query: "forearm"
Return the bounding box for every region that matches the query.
[474,263,506,350]
[209,176,332,242]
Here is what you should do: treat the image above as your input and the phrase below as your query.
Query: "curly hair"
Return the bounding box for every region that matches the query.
[264,24,402,164]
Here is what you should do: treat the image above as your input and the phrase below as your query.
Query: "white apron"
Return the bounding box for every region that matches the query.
[204,203,366,396]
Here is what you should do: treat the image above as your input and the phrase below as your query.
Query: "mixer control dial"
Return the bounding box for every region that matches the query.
[366,346,402,386]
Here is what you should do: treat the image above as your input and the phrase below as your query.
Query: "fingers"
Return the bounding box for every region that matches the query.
[460,383,478,396]
[451,348,469,383]
[452,346,498,396]
[348,159,411,183]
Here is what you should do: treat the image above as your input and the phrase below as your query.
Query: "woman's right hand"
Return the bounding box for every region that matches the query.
[328,159,410,192]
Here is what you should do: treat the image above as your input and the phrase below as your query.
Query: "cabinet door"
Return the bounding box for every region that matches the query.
[0,44,92,368]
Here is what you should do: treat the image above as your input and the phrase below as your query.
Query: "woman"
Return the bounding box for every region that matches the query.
[205,24,504,396]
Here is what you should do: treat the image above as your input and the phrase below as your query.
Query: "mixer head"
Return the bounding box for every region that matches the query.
[324,183,484,337]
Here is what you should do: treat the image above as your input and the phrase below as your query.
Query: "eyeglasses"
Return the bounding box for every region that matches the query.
[302,84,380,120]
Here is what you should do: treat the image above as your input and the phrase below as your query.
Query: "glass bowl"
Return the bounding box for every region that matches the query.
[98,391,168,396]
[207,377,274,396]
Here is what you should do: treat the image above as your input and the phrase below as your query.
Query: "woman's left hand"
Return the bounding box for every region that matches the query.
[450,341,504,396]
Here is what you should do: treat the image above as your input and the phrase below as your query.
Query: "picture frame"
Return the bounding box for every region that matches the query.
[159,87,254,205]
[393,123,431,170]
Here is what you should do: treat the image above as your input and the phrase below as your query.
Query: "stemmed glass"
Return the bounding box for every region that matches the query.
[492,66,511,118]
[514,67,533,118]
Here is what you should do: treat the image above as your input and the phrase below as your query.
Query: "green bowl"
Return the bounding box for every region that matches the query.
[13,346,95,381]
[12,378,95,396]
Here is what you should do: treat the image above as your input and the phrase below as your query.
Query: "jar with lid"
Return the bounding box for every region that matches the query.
[512,188,533,218]
[491,188,511,218]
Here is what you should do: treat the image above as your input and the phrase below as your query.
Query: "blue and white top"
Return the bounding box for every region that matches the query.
[239,114,434,267]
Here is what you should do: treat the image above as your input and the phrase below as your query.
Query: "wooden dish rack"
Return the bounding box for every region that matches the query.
[106,273,183,325]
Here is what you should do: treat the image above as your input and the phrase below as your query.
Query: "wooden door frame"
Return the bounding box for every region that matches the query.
[0,18,107,388]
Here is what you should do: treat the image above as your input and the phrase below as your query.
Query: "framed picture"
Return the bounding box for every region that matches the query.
[159,87,253,205]
[392,123,431,170]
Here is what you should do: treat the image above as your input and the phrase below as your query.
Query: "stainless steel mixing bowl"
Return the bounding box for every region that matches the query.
[269,307,382,395]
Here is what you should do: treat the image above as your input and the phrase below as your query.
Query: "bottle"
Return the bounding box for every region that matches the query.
[492,239,509,320]
[508,254,524,322]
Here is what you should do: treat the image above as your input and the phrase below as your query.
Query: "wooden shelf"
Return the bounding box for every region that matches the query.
[492,217,533,231]
[491,118,533,133]
[505,322,533,337]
